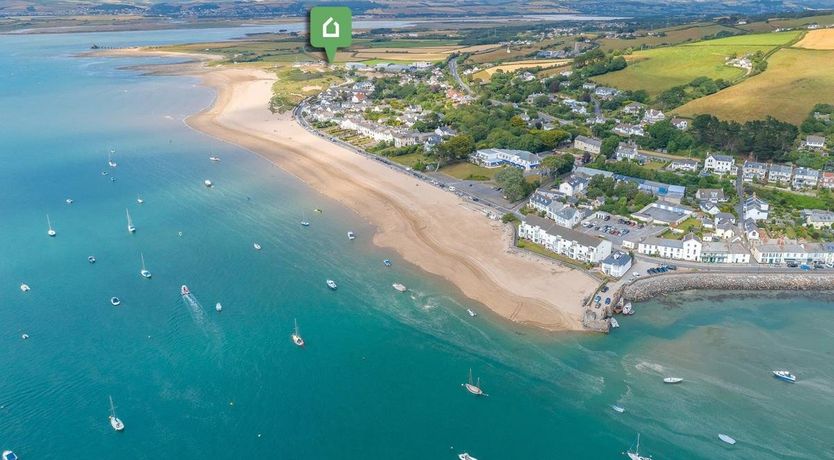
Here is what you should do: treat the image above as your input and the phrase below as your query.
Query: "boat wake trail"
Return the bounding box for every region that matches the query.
[182,293,207,326]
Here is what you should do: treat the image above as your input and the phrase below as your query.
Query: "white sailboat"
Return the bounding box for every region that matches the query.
[139,253,152,279]
[108,395,125,432]
[462,368,487,396]
[624,434,650,460]
[47,214,56,237]
[215,302,223,312]
[126,209,135,233]
[458,454,478,460]
[300,211,310,227]
[291,319,305,347]
[209,154,221,162]
[136,195,144,204]
[392,283,407,292]
[108,149,118,168]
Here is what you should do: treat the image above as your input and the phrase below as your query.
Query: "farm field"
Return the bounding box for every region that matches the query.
[674,48,834,124]
[472,59,571,81]
[794,29,834,50]
[739,13,834,33]
[593,31,800,95]
[598,23,740,51]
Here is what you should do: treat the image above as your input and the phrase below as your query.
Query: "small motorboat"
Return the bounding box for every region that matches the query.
[3,450,18,460]
[88,256,96,264]
[101,170,109,176]
[383,259,392,267]
[136,196,144,204]
[20,284,30,292]
[66,198,73,204]
[458,454,478,460]
[181,285,190,296]
[611,404,625,413]
[718,434,736,445]
[347,231,356,240]
[326,279,338,290]
[204,179,213,188]
[392,283,407,292]
[209,155,221,162]
[253,242,262,251]
[663,377,683,384]
[610,317,620,328]
[21,334,29,340]
[773,370,796,383]
[300,220,310,227]
[110,177,117,182]
[110,297,121,306]
[622,302,634,315]
[215,302,223,312]
[313,208,322,213]
[467,308,477,317]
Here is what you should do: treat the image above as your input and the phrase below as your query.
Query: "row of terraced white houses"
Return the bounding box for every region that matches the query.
[633,234,834,265]
[705,155,834,190]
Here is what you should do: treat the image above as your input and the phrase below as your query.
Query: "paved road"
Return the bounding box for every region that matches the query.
[448,57,473,95]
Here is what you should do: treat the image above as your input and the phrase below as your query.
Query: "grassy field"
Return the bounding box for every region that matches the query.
[794,29,834,50]
[440,162,501,180]
[388,152,432,169]
[466,37,571,64]
[472,59,571,81]
[674,48,834,124]
[593,31,799,95]
[740,14,834,33]
[598,23,740,52]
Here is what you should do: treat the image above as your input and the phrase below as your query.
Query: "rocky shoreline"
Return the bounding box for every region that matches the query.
[621,271,834,302]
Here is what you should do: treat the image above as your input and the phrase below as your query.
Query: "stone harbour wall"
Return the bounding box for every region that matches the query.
[621,272,834,302]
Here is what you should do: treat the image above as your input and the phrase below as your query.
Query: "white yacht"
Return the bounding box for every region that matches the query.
[458,454,478,460]
[209,155,221,162]
[718,434,736,445]
[110,297,121,306]
[291,319,305,347]
[136,195,144,205]
[139,253,152,279]
[392,283,407,292]
[3,450,18,460]
[108,396,125,432]
[663,377,683,384]
[625,434,650,460]
[253,242,262,251]
[610,318,620,328]
[204,179,213,188]
[462,368,486,396]
[467,308,477,317]
[215,302,223,312]
[47,214,56,237]
[611,404,625,413]
[326,279,338,290]
[622,302,634,315]
[108,149,118,168]
[20,284,30,292]
[66,198,73,204]
[126,209,135,233]
[347,231,356,240]
[773,370,796,383]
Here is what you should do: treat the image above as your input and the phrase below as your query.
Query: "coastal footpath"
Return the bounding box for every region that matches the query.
[622,271,834,302]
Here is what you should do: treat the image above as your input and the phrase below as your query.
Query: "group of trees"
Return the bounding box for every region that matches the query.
[584,175,655,215]
[638,119,695,152]
[495,167,538,202]
[655,76,731,110]
[572,49,627,77]
[800,104,834,136]
[689,114,798,161]
[434,134,475,167]
[591,156,736,200]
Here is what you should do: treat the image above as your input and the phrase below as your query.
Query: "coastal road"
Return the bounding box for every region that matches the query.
[448,56,473,95]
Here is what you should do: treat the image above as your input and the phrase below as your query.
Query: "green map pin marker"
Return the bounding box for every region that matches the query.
[310,6,352,63]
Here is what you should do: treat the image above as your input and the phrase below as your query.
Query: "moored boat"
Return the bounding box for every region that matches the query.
[209,155,221,162]
[204,179,213,188]
[347,231,356,240]
[718,433,736,445]
[66,198,73,204]
[3,450,18,460]
[462,368,487,396]
[108,149,118,168]
[622,302,634,315]
[88,255,96,264]
[215,302,223,312]
[110,297,121,306]
[383,259,392,267]
[326,279,338,290]
[467,308,477,317]
[108,396,125,432]
[20,284,30,292]
[611,404,625,413]
[458,453,477,460]
[291,319,304,347]
[253,242,262,250]
[392,283,407,292]
[139,253,151,279]
[624,434,650,460]
[47,214,56,237]
[126,209,135,233]
[136,195,144,204]
[663,377,683,384]
[772,370,796,383]
[610,317,620,328]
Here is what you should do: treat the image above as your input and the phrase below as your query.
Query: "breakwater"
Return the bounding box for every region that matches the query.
[622,271,834,301]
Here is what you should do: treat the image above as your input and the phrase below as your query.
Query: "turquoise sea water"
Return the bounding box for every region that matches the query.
[1,27,833,459]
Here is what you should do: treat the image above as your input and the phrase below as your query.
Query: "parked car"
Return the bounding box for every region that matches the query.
[605,297,611,305]
[601,286,609,293]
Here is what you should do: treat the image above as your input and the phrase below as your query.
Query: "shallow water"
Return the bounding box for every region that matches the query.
[0,27,832,459]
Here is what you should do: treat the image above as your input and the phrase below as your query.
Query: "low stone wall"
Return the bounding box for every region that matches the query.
[621,272,834,302]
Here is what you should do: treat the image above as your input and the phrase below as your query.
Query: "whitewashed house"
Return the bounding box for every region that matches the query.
[518,216,612,264]
[742,161,768,182]
[623,102,644,115]
[805,135,826,150]
[642,109,666,124]
[668,158,700,172]
[704,154,736,175]
[559,175,589,197]
[700,241,751,264]
[615,142,646,163]
[792,167,820,189]
[802,209,834,228]
[472,148,542,170]
[638,234,702,261]
[601,251,633,278]
[743,195,770,221]
[573,136,602,154]
[767,163,793,184]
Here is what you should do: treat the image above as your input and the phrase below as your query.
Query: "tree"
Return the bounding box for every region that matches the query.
[538,129,570,149]
[434,134,474,167]
[495,167,528,202]
[540,153,574,177]
[601,136,620,158]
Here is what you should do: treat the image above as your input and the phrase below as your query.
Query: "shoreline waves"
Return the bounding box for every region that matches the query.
[105,48,601,332]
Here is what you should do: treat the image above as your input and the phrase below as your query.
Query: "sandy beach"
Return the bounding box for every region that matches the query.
[112,49,600,331]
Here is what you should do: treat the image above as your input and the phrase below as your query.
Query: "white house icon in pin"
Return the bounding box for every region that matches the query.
[322,17,340,38]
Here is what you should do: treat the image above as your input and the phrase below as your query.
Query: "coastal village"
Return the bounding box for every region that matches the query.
[293,17,834,330]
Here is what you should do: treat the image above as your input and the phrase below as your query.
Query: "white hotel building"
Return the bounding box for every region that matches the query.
[518,216,612,264]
